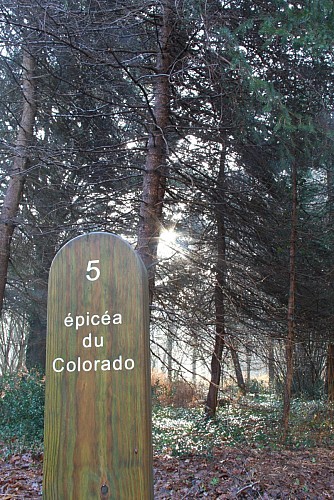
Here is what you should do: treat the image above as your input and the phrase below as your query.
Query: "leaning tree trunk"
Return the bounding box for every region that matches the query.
[136,1,173,302]
[283,159,298,440]
[230,342,247,396]
[0,48,36,314]
[205,146,227,417]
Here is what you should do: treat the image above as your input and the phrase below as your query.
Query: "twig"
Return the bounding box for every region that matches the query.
[236,481,260,496]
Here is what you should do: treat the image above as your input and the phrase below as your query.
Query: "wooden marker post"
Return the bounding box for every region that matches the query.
[43,232,153,500]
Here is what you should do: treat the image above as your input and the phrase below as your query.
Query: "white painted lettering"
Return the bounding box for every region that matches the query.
[75,315,85,330]
[67,360,76,372]
[51,356,135,373]
[64,313,73,328]
[101,311,111,326]
[113,313,122,325]
[53,357,64,372]
[91,314,100,326]
[83,333,92,348]
[95,336,104,348]
[101,360,111,371]
[64,310,123,331]
[113,355,122,370]
[125,358,135,370]
[82,360,92,371]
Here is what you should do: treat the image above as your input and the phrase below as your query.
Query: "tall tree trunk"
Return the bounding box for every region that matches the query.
[136,1,173,302]
[283,159,298,439]
[0,48,36,313]
[205,146,226,417]
[327,343,334,401]
[326,167,334,401]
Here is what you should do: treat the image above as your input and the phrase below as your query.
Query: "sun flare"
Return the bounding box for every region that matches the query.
[158,229,177,258]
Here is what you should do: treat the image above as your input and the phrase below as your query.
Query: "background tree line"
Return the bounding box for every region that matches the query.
[0,0,333,434]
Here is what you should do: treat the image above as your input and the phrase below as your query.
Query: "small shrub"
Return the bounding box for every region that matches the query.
[151,370,198,407]
[247,379,271,397]
[170,379,197,407]
[0,370,45,452]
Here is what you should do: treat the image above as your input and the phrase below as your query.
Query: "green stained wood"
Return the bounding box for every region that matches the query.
[43,232,153,500]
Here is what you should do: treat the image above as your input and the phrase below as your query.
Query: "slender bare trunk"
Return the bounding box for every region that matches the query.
[192,346,197,385]
[0,48,36,313]
[230,342,247,396]
[268,337,275,388]
[326,167,334,401]
[167,326,173,382]
[283,159,298,440]
[246,346,251,387]
[137,1,173,301]
[205,146,226,417]
[327,343,334,401]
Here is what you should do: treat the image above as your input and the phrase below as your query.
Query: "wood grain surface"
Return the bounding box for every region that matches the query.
[43,233,153,499]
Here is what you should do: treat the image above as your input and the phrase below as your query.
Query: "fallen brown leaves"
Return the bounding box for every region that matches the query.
[1,446,334,499]
[154,447,334,498]
[0,451,42,499]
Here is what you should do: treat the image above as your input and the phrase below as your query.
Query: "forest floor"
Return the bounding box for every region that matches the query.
[1,445,334,499]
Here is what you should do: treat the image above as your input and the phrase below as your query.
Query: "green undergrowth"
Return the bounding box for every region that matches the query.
[152,396,334,457]
[286,399,334,448]
[1,372,334,457]
[152,397,281,457]
[0,370,45,455]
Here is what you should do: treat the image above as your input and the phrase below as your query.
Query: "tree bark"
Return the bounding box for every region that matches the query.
[326,166,334,401]
[192,345,197,385]
[205,146,227,417]
[167,326,174,382]
[0,48,36,313]
[246,345,251,387]
[268,337,275,388]
[283,159,298,440]
[136,1,173,302]
[230,342,247,396]
[327,343,334,401]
